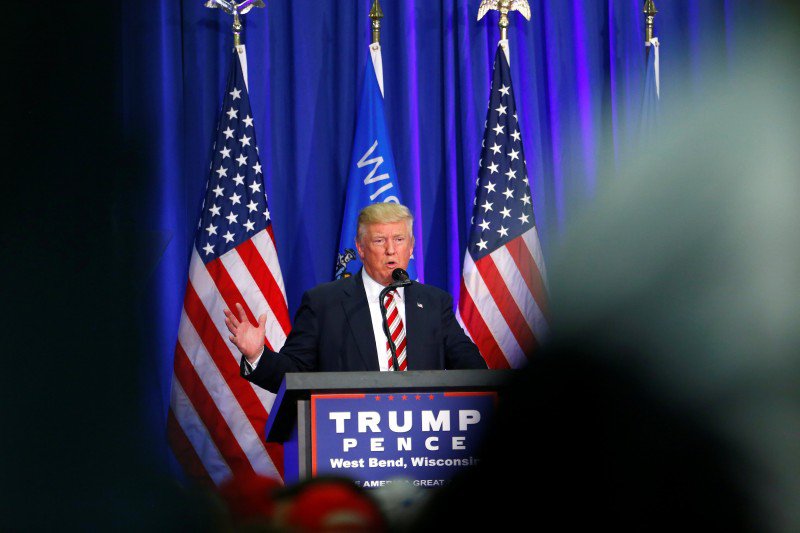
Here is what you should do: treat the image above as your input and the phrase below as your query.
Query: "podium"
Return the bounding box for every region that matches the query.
[265,370,512,488]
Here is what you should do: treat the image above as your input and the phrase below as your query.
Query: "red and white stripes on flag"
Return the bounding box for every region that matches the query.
[167,47,290,485]
[457,42,550,369]
[458,228,550,369]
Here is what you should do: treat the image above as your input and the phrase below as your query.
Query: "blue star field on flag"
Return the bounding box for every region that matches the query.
[468,47,536,261]
[196,50,272,264]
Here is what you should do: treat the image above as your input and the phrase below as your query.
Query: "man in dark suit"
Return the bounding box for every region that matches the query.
[224,203,487,393]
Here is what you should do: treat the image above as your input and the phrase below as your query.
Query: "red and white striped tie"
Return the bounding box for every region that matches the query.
[384,290,407,371]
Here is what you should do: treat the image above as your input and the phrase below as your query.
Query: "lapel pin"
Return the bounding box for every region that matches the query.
[417,302,423,308]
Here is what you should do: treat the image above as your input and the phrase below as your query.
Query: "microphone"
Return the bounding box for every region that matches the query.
[379,268,412,371]
[389,268,412,287]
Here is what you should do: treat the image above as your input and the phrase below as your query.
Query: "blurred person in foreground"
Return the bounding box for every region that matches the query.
[270,476,387,533]
[224,202,486,394]
[411,4,800,532]
[217,474,387,533]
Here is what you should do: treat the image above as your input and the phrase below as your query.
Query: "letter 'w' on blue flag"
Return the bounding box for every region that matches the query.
[334,43,418,280]
[639,37,660,144]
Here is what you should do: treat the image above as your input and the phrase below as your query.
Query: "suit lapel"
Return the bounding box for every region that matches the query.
[404,281,427,370]
[341,271,380,371]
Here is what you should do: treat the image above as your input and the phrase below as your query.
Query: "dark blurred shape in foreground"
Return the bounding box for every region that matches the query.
[413,7,800,533]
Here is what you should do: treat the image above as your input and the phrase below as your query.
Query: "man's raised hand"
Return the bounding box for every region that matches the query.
[223,303,267,363]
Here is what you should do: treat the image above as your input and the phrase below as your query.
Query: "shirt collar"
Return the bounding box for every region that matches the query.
[362,269,404,303]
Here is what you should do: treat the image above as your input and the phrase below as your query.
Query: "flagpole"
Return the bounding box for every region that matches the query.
[369,0,399,371]
[204,0,266,46]
[370,0,383,45]
[644,0,657,44]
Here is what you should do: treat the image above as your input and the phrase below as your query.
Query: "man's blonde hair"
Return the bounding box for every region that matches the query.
[356,203,414,242]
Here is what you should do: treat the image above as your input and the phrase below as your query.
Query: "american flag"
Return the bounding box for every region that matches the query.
[457,44,550,369]
[167,48,290,485]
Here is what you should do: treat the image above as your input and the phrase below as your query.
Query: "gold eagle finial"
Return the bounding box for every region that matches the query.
[477,0,531,41]
[204,0,266,16]
[477,0,531,22]
[204,0,266,46]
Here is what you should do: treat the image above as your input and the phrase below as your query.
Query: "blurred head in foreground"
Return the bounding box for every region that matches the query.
[272,476,387,533]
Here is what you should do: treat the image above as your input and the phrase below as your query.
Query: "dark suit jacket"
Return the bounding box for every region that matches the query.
[241,270,487,392]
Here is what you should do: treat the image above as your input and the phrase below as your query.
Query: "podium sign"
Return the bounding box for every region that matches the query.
[264,370,512,487]
[310,391,496,488]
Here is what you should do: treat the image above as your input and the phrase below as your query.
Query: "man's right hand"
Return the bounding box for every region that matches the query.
[223,303,267,363]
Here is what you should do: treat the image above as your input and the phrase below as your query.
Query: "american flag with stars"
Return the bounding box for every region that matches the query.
[457,44,550,369]
[168,49,290,485]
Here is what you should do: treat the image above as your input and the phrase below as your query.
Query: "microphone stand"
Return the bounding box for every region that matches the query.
[379,268,412,371]
[379,285,401,371]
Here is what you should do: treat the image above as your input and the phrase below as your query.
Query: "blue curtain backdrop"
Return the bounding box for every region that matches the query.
[120,0,760,472]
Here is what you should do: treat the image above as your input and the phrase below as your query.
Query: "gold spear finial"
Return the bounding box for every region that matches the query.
[205,0,266,47]
[643,0,657,43]
[477,0,531,41]
[369,0,384,45]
